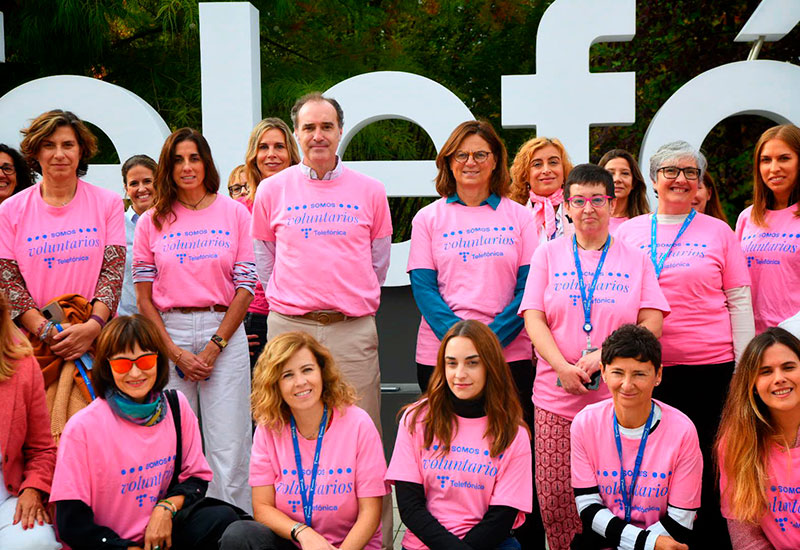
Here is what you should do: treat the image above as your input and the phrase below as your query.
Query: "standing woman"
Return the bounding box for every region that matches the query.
[387,320,532,550]
[0,144,34,204]
[240,118,300,371]
[0,110,125,360]
[221,331,387,550]
[616,140,754,549]
[736,124,800,333]
[117,155,157,317]
[520,163,668,550]
[133,128,256,510]
[716,327,800,550]
[597,149,650,234]
[510,137,574,243]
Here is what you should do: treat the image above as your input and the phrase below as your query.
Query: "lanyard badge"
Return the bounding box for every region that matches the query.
[650,210,696,278]
[572,235,611,350]
[290,404,328,527]
[613,402,655,523]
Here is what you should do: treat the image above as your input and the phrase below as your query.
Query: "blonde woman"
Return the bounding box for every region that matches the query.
[717,327,800,550]
[221,331,387,550]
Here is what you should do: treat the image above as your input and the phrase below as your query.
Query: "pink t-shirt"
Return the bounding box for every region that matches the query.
[617,213,751,366]
[50,392,212,544]
[608,216,629,236]
[720,443,800,550]
[133,195,254,311]
[250,405,388,549]
[571,399,702,529]
[238,196,269,315]
[407,197,537,364]
[736,205,800,333]
[519,236,669,420]
[385,405,532,550]
[250,165,392,317]
[0,180,125,308]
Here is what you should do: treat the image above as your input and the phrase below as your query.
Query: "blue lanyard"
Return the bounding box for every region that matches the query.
[53,323,96,400]
[650,210,696,278]
[613,402,655,523]
[572,235,611,345]
[290,404,328,527]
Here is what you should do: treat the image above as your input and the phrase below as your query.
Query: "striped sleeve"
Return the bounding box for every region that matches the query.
[233,261,257,294]
[132,261,157,283]
[574,487,662,550]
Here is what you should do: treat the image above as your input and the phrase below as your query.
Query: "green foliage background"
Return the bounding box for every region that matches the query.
[1,0,798,238]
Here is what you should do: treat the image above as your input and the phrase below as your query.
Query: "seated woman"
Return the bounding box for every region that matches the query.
[387,320,532,550]
[0,293,59,549]
[717,327,800,550]
[221,331,387,550]
[570,324,702,550]
[51,315,239,550]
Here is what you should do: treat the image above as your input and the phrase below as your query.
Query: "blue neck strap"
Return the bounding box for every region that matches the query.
[650,210,696,278]
[613,402,655,523]
[572,234,611,346]
[290,404,328,526]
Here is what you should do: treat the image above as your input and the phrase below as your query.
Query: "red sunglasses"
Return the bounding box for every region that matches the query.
[109,352,158,374]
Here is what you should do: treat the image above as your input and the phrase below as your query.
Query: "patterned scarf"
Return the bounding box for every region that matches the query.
[106,388,167,426]
[528,187,564,240]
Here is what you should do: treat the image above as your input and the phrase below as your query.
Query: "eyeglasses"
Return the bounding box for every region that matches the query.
[452,151,492,164]
[566,195,612,209]
[109,352,158,374]
[0,164,15,176]
[228,184,248,196]
[658,166,701,180]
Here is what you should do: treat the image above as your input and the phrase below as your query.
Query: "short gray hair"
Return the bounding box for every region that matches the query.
[648,140,707,182]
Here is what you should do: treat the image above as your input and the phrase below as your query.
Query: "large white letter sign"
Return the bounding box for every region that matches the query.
[0,75,170,193]
[501,0,636,164]
[734,0,800,42]
[639,60,800,205]
[199,2,261,187]
[326,71,475,286]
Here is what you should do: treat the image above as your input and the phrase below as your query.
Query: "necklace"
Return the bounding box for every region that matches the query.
[177,192,209,210]
[42,184,76,207]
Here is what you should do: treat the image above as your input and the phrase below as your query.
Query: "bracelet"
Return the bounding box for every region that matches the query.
[159,498,177,514]
[39,320,55,343]
[173,349,183,364]
[35,319,48,339]
[89,314,106,329]
[290,522,308,542]
[154,503,174,517]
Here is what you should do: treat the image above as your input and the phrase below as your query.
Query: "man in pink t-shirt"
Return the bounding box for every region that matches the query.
[251,92,393,548]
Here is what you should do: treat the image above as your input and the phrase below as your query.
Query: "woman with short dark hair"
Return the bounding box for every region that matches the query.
[0,143,34,204]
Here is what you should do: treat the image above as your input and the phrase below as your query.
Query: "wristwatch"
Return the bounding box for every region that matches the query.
[210,334,228,351]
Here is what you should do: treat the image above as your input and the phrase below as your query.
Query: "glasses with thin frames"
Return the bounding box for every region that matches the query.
[452,150,492,164]
[109,352,158,374]
[658,166,701,180]
[566,195,612,209]
[0,164,15,176]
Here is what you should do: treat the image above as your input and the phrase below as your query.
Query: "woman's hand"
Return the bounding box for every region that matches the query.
[50,321,101,360]
[143,505,173,550]
[574,349,602,376]
[654,535,688,550]
[297,526,339,550]
[196,342,222,371]
[554,363,590,395]
[13,488,50,529]
[174,347,213,382]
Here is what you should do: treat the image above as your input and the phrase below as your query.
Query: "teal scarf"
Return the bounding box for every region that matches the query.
[106,388,167,426]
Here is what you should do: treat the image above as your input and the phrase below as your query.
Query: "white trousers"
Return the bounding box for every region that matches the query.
[0,496,61,550]
[162,309,252,513]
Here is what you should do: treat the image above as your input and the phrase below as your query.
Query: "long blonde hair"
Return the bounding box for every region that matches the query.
[750,124,800,227]
[251,332,356,431]
[244,118,300,203]
[716,327,800,523]
[0,293,33,382]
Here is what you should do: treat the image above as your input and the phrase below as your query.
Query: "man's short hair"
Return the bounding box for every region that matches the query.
[290,92,344,129]
[600,324,662,373]
[564,163,615,199]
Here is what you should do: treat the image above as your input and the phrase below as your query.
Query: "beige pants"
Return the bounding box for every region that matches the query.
[267,312,393,549]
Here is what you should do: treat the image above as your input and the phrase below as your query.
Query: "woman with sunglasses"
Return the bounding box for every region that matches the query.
[520,164,668,550]
[51,315,239,550]
[736,124,800,334]
[133,128,256,510]
[408,120,541,546]
[220,331,387,550]
[387,320,532,550]
[716,327,800,550]
[616,141,753,549]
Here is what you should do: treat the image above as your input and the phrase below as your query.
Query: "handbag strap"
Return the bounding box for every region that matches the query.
[165,389,183,491]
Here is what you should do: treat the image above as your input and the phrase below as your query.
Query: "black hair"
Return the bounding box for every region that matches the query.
[600,324,662,373]
[290,92,344,129]
[0,143,35,193]
[564,163,615,199]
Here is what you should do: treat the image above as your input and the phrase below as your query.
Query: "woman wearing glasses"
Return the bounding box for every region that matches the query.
[520,163,668,550]
[0,144,34,204]
[616,141,753,549]
[407,120,541,546]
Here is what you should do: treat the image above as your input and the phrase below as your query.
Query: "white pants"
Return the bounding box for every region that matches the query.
[162,309,252,512]
[0,496,61,550]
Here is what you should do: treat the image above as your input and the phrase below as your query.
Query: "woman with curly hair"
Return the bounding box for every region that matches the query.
[387,320,532,550]
[221,331,387,550]
[716,327,800,550]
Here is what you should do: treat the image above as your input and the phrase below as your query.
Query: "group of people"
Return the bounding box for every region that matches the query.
[0,93,798,550]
